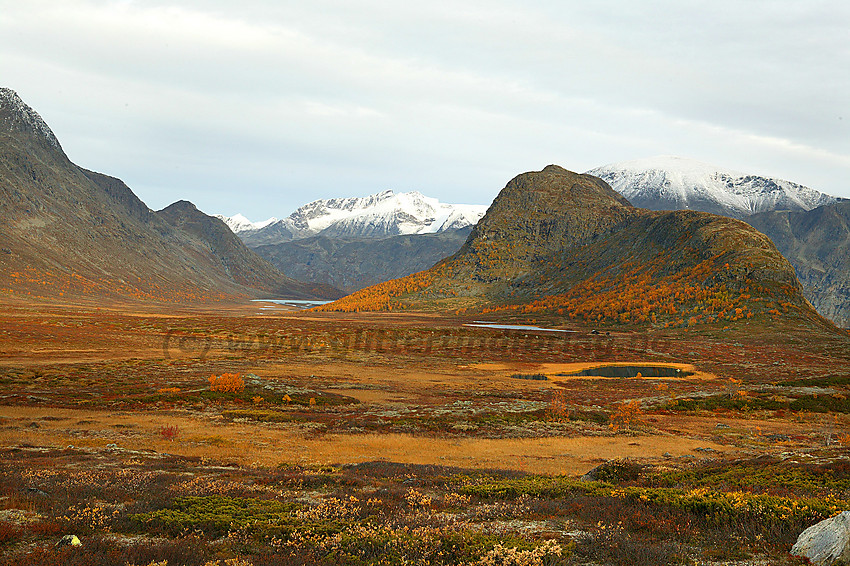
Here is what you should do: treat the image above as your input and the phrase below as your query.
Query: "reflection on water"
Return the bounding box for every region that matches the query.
[464,322,577,333]
[558,365,692,378]
[251,298,331,310]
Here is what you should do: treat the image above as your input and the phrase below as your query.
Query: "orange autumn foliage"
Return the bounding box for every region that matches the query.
[609,400,646,432]
[313,269,438,313]
[312,237,807,329]
[209,373,245,393]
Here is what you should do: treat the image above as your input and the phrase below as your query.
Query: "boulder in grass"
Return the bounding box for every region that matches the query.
[791,511,850,565]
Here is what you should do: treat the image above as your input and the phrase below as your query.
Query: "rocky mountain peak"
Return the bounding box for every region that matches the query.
[0,89,339,302]
[0,87,62,150]
[473,166,634,248]
[160,200,199,214]
[497,165,631,208]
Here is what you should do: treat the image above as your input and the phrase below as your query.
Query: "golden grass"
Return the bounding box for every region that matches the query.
[0,406,732,475]
[1,301,847,490]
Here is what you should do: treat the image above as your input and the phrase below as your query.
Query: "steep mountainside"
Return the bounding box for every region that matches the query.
[317,166,831,331]
[224,190,486,246]
[588,156,837,218]
[253,228,471,293]
[156,201,342,299]
[0,87,337,302]
[746,201,850,328]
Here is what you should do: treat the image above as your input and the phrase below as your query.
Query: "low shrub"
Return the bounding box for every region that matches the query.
[132,495,297,537]
[458,473,847,526]
[159,425,179,442]
[573,529,690,566]
[222,409,295,423]
[667,392,850,414]
[209,373,245,393]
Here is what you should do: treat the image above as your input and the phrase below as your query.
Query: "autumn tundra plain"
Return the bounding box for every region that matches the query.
[1,297,849,565]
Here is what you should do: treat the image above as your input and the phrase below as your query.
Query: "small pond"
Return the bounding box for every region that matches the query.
[464,322,577,333]
[251,299,331,309]
[558,365,693,378]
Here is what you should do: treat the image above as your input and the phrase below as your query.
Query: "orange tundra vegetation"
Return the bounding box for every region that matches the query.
[483,255,803,327]
[318,245,807,327]
[209,373,245,393]
[312,269,438,313]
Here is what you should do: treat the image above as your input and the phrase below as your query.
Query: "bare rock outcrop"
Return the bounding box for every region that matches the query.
[791,511,850,566]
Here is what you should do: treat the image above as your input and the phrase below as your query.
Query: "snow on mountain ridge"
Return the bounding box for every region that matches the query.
[214,213,278,233]
[0,87,62,149]
[221,190,487,243]
[587,156,837,217]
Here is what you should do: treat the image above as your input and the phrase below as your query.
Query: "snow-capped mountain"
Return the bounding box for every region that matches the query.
[214,213,278,233]
[586,156,838,218]
[221,190,487,246]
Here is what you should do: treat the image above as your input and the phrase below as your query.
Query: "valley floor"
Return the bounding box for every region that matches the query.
[0,298,848,565]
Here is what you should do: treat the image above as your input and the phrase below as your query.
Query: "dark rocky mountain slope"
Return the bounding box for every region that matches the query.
[746,201,850,328]
[156,201,341,299]
[0,87,338,303]
[252,228,471,293]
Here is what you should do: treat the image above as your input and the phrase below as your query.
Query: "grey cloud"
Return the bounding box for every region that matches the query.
[0,0,847,219]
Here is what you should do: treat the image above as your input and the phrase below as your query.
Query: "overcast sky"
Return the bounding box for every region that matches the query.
[2,0,848,219]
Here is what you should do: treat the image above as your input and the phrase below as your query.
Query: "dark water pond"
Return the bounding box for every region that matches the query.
[558,365,692,378]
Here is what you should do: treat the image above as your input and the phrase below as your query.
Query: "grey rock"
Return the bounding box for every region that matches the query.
[56,534,82,548]
[791,511,850,565]
[580,463,606,482]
